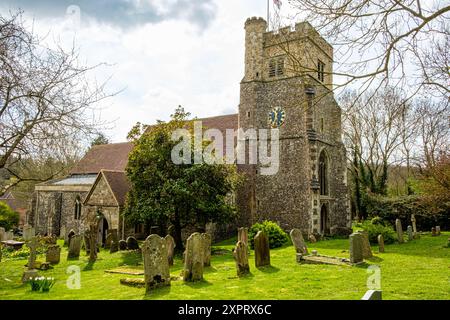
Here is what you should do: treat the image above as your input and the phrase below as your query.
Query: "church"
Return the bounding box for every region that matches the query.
[30,17,350,244]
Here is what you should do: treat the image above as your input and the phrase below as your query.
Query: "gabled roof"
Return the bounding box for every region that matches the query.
[84,170,131,207]
[70,142,134,175]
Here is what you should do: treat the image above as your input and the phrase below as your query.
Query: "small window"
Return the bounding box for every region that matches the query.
[318,60,325,82]
[269,59,277,77]
[74,196,82,220]
[276,57,284,76]
[247,111,251,118]
[320,118,324,133]
[269,56,285,78]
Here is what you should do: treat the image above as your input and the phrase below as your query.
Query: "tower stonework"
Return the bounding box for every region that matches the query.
[237,17,350,235]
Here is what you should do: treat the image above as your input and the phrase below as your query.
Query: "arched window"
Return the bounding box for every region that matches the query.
[319,151,328,196]
[74,196,82,220]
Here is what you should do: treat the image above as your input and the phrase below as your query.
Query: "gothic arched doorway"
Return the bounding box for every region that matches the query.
[97,215,109,246]
[320,204,330,235]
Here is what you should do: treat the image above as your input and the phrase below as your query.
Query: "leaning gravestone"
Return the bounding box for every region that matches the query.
[349,233,364,264]
[183,233,204,282]
[126,236,139,250]
[119,240,127,251]
[22,237,39,283]
[357,230,373,258]
[202,233,211,267]
[165,235,176,266]
[233,241,250,277]
[254,231,270,267]
[407,225,413,241]
[290,228,308,255]
[436,226,441,236]
[142,235,170,293]
[377,234,385,253]
[395,219,404,243]
[23,225,35,241]
[67,235,82,259]
[46,245,61,264]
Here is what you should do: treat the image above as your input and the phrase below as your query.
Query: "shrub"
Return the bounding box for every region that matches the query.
[0,202,19,231]
[27,277,56,292]
[362,220,396,244]
[248,220,289,249]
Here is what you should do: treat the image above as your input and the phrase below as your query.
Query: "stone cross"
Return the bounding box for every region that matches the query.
[377,234,385,253]
[357,230,373,258]
[142,235,170,293]
[290,228,308,255]
[411,214,417,233]
[202,233,211,267]
[254,231,270,267]
[349,233,364,264]
[233,241,250,277]
[46,245,61,264]
[183,233,204,282]
[395,219,404,243]
[165,235,176,266]
[27,237,38,270]
[407,225,413,241]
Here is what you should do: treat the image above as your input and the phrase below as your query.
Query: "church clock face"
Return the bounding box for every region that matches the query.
[268,107,286,128]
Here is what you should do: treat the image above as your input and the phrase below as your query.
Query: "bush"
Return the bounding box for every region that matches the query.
[362,220,396,244]
[0,202,19,231]
[27,277,56,292]
[248,220,289,249]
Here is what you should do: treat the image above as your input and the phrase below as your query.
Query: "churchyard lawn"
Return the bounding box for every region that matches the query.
[0,233,448,300]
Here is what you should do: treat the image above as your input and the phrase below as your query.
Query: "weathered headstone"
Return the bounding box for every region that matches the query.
[377,234,385,253]
[165,235,176,266]
[233,241,250,277]
[290,228,308,255]
[150,226,160,235]
[105,234,113,249]
[395,219,404,243]
[67,234,82,259]
[110,240,119,253]
[357,230,373,258]
[431,227,437,236]
[436,226,441,236]
[0,227,5,241]
[411,214,417,233]
[66,230,75,246]
[142,235,170,293]
[119,240,127,250]
[183,233,204,282]
[361,290,382,300]
[407,225,413,241]
[238,227,248,247]
[22,237,39,283]
[254,231,270,267]
[23,225,35,241]
[46,245,61,264]
[126,236,139,250]
[308,234,317,243]
[202,233,211,267]
[349,233,364,264]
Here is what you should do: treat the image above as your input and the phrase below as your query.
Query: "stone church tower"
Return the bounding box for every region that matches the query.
[237,17,350,236]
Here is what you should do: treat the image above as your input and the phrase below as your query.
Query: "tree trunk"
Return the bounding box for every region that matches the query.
[89,224,97,262]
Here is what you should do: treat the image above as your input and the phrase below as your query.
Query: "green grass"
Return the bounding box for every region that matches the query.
[0,233,449,300]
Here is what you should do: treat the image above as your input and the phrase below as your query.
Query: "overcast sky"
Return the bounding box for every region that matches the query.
[1,0,297,142]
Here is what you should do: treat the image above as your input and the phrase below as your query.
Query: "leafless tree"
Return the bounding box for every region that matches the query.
[287,0,450,99]
[0,12,115,195]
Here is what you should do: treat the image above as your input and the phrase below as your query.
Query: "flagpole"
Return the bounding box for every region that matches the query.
[267,0,270,31]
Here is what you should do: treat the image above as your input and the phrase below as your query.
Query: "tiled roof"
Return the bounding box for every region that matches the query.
[101,170,131,206]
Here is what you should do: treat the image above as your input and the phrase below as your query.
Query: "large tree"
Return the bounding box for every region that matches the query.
[125,107,240,249]
[0,12,113,195]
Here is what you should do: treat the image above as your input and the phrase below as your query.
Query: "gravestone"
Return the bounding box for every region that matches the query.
[290,228,308,255]
[395,219,404,243]
[110,240,119,253]
[119,240,127,251]
[126,236,139,250]
[46,245,61,264]
[23,225,35,241]
[202,233,211,267]
[254,231,270,267]
[142,235,170,293]
[183,233,204,282]
[407,225,413,241]
[436,226,441,236]
[105,229,118,249]
[411,214,417,233]
[165,235,176,266]
[238,227,248,247]
[349,233,364,264]
[233,241,250,277]
[67,234,82,259]
[22,237,39,283]
[377,234,385,253]
[308,234,317,243]
[431,227,437,236]
[0,227,5,241]
[150,226,160,235]
[66,230,75,246]
[361,290,382,300]
[357,230,373,258]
